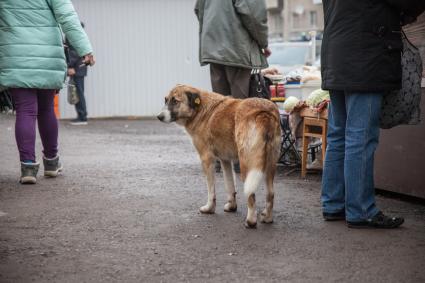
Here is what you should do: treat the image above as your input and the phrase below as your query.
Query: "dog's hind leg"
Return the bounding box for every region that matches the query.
[245,193,257,229]
[243,170,264,228]
[221,160,237,212]
[238,134,264,228]
[199,155,216,214]
[260,168,276,224]
[260,124,281,224]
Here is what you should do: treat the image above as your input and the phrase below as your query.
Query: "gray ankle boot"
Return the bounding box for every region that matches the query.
[43,155,63,177]
[20,162,40,184]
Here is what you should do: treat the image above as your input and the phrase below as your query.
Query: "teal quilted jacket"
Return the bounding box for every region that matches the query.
[0,0,93,90]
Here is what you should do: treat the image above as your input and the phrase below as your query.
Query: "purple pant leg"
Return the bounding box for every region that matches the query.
[37,89,58,159]
[9,88,38,162]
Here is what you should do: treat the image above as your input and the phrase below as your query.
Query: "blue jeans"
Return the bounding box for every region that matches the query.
[321,91,382,222]
[74,76,87,121]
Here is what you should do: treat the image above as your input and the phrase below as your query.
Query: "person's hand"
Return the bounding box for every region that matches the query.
[67,68,76,76]
[263,47,272,58]
[82,54,95,66]
[262,67,280,76]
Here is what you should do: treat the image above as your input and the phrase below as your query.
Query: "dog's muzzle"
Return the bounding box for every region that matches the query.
[157,108,173,123]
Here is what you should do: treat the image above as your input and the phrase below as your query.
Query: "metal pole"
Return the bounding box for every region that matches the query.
[310,30,317,64]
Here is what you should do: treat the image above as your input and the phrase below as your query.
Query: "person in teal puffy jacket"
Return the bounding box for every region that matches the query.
[0,0,95,184]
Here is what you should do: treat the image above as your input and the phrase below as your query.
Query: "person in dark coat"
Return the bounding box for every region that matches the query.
[67,22,89,125]
[320,0,425,228]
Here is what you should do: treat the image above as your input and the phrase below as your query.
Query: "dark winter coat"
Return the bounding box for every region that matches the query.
[321,0,425,92]
[66,41,88,77]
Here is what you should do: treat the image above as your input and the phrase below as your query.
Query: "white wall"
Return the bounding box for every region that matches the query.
[60,0,211,119]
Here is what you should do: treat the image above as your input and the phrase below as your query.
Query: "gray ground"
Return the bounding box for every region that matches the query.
[0,115,424,283]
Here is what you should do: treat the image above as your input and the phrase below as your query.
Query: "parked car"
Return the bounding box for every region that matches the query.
[268,41,321,75]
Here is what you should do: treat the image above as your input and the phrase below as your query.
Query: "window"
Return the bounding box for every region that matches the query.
[292,13,301,29]
[310,11,317,27]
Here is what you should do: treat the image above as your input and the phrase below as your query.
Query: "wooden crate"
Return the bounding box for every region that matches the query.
[299,107,328,120]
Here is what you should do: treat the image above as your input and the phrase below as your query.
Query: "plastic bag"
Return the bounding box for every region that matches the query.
[67,77,79,105]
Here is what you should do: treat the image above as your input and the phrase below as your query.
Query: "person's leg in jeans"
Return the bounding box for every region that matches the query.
[344,92,382,222]
[225,65,251,99]
[321,90,346,214]
[9,88,38,162]
[74,76,87,121]
[37,89,58,159]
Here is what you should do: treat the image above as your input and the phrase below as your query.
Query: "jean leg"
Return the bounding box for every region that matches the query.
[74,76,87,120]
[344,92,382,222]
[9,88,38,162]
[37,89,58,159]
[321,91,346,213]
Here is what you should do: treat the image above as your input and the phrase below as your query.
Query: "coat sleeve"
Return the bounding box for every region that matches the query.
[48,0,93,57]
[385,0,425,23]
[233,0,269,49]
[68,46,81,68]
[194,0,200,20]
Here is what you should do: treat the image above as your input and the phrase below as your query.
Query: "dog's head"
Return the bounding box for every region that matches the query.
[157,85,201,124]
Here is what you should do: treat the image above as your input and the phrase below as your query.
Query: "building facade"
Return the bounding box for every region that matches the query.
[266,0,324,41]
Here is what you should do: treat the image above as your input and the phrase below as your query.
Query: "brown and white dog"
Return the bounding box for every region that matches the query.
[157,85,281,228]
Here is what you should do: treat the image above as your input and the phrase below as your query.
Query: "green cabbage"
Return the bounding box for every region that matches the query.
[283,96,300,112]
[306,89,330,107]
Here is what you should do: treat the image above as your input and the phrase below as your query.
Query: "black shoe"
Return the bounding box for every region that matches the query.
[323,210,345,221]
[347,211,404,229]
[70,118,88,126]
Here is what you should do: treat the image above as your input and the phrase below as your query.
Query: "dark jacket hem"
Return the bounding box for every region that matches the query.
[321,82,401,92]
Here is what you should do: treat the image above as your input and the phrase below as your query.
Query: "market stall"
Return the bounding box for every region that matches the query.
[265,67,328,174]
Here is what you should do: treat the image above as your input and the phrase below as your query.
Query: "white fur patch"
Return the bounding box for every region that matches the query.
[242,125,259,149]
[244,170,264,196]
[159,107,172,123]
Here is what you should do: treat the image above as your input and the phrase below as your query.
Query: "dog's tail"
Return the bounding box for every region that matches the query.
[244,170,265,196]
[243,111,281,196]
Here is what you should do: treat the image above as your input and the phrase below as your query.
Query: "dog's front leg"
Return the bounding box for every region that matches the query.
[199,155,216,214]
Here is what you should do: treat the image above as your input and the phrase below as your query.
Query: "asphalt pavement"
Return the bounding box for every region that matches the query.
[1,116,424,283]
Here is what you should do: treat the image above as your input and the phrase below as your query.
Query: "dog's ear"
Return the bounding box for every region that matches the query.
[185,91,201,109]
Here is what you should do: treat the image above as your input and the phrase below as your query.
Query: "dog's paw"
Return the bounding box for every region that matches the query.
[199,205,215,214]
[260,211,273,224]
[224,202,237,213]
[244,219,257,229]
[260,209,273,223]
